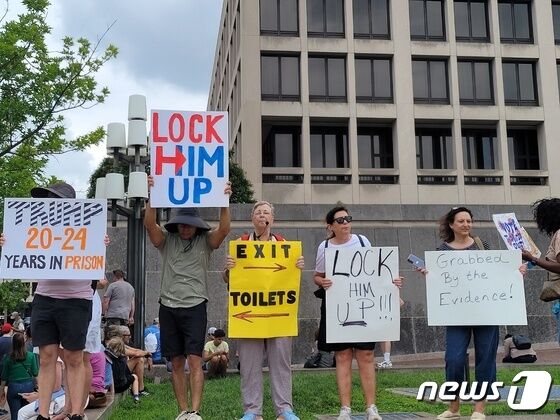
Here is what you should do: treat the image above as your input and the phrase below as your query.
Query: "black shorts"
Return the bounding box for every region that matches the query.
[31,294,92,351]
[159,301,207,358]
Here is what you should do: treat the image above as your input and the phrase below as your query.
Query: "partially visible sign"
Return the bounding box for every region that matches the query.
[325,247,400,343]
[425,250,527,326]
[493,213,541,258]
[149,110,229,208]
[228,240,301,338]
[0,199,107,280]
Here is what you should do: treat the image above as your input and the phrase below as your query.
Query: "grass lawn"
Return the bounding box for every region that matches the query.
[110,366,560,419]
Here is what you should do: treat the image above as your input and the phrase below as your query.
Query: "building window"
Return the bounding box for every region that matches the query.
[309,56,347,101]
[454,0,489,42]
[458,60,493,105]
[409,0,445,40]
[502,61,538,106]
[462,128,497,169]
[261,55,300,100]
[416,126,453,169]
[310,124,349,168]
[307,0,345,37]
[412,59,449,104]
[498,0,532,43]
[355,57,393,103]
[508,128,539,170]
[353,0,390,39]
[260,0,299,35]
[262,121,301,167]
[357,126,394,168]
[554,2,560,44]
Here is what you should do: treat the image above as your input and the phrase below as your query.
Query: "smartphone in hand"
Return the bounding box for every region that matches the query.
[407,253,425,269]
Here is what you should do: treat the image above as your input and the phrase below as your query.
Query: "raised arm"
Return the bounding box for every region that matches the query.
[144,176,165,248]
[207,181,232,249]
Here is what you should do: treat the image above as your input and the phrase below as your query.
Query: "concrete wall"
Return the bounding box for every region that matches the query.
[105,204,557,364]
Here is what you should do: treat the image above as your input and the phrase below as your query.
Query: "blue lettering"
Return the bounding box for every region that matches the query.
[194,178,212,203]
[198,146,224,177]
[168,178,189,205]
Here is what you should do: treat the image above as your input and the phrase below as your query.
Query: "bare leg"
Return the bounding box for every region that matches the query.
[171,355,188,412]
[82,352,92,414]
[37,344,59,418]
[355,349,376,406]
[187,354,204,412]
[63,348,86,417]
[127,357,145,390]
[334,349,353,407]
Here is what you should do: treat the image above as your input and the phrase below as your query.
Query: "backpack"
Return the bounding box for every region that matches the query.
[105,349,130,391]
[144,332,158,353]
[512,334,532,350]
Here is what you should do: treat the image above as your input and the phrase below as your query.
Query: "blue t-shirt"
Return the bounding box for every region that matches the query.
[143,325,161,362]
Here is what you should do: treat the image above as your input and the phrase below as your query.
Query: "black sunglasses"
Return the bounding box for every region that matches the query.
[334,215,352,224]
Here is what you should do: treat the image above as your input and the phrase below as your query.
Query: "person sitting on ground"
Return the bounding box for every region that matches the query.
[87,350,107,408]
[502,334,536,363]
[109,325,151,396]
[104,338,140,403]
[202,329,229,379]
[18,356,65,420]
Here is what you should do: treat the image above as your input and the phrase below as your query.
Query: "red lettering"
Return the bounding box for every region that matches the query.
[206,114,224,143]
[189,114,203,143]
[169,113,185,142]
[155,146,187,175]
[152,112,168,142]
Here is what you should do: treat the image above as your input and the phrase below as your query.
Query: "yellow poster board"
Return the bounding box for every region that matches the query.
[228,240,302,338]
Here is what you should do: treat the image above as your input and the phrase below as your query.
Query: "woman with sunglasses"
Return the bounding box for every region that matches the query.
[313,206,402,420]
[421,207,526,420]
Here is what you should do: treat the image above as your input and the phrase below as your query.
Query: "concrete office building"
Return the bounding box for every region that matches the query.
[208,0,560,205]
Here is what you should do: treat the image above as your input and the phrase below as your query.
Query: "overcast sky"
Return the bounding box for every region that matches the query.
[8,0,223,196]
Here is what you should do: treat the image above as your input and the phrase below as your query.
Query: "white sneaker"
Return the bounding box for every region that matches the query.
[175,412,190,420]
[376,360,392,368]
[186,412,202,420]
[367,404,382,420]
[337,406,352,420]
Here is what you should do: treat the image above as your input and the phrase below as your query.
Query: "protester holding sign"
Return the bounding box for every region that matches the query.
[0,181,109,420]
[313,206,403,420]
[223,201,304,420]
[420,207,526,420]
[144,175,231,420]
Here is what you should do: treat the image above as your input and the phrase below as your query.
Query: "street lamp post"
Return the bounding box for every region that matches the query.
[95,94,149,347]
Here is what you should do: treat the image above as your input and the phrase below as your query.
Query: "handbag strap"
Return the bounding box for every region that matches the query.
[17,359,35,380]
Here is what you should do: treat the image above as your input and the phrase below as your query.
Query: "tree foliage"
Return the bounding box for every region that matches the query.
[0,0,118,203]
[0,280,29,314]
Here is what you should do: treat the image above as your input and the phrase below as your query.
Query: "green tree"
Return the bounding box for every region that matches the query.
[0,0,118,204]
[0,280,29,314]
[229,152,254,204]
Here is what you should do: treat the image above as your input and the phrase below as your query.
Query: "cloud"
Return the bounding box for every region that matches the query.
[35,1,219,197]
[50,0,222,95]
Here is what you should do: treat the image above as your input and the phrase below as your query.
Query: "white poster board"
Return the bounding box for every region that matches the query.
[425,250,527,326]
[325,247,400,343]
[0,199,107,280]
[149,109,229,208]
[492,213,541,258]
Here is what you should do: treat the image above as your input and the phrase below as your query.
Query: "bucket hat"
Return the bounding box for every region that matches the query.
[31,181,76,199]
[164,208,211,232]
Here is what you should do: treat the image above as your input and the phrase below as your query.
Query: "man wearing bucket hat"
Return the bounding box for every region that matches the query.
[144,175,232,420]
[0,181,109,420]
